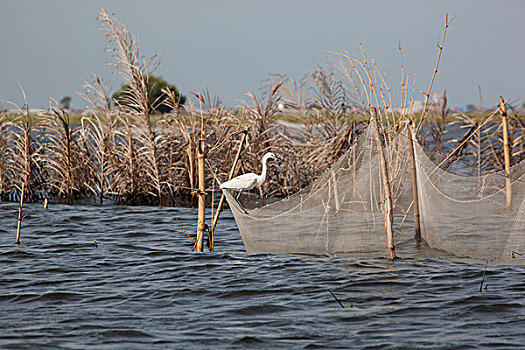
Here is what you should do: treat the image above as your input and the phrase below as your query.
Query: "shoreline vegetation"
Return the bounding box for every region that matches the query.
[2,110,524,126]
[1,9,523,209]
[1,106,523,207]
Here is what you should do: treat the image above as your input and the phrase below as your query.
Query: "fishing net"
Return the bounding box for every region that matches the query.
[414,141,525,262]
[222,122,525,263]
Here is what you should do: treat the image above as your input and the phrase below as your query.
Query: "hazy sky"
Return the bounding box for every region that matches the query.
[1,0,524,109]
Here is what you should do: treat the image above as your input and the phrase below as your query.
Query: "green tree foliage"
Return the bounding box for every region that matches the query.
[112,75,186,114]
[60,96,72,110]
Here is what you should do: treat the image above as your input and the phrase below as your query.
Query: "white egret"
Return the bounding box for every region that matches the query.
[220,152,280,199]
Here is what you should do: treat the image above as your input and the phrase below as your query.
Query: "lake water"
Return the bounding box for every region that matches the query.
[0,202,524,349]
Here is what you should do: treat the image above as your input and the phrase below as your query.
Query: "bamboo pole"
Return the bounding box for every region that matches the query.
[370,107,396,260]
[196,139,206,252]
[331,170,340,214]
[16,182,25,245]
[406,124,421,241]
[351,120,357,197]
[499,96,512,208]
[209,131,247,251]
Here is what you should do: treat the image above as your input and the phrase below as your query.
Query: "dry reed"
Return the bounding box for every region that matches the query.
[0,10,522,212]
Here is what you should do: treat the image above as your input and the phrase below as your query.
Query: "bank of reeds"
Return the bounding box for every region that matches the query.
[1,10,523,208]
[3,97,521,208]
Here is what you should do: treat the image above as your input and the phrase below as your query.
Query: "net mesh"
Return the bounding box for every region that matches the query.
[415,139,525,262]
[223,123,525,263]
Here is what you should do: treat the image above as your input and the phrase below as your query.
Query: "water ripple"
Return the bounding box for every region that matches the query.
[0,203,523,349]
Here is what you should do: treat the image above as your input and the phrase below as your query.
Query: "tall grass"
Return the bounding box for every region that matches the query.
[0,10,523,207]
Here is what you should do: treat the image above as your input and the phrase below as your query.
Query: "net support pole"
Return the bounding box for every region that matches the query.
[209,131,247,251]
[499,97,512,208]
[196,139,206,252]
[406,124,421,241]
[351,120,357,196]
[15,181,25,245]
[370,107,396,260]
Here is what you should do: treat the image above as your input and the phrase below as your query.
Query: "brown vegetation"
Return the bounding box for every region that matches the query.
[1,9,523,209]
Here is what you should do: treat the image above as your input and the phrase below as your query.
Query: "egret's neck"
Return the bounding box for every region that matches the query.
[258,156,269,187]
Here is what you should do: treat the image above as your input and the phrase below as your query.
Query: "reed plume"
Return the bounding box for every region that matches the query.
[98,7,165,204]
[77,74,118,204]
[40,99,88,204]
[4,86,44,203]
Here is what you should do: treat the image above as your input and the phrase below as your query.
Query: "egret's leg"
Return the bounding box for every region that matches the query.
[236,190,243,200]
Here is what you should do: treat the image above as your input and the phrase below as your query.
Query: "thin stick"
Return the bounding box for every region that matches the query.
[398,201,414,231]
[500,97,512,208]
[398,40,406,116]
[209,167,216,252]
[175,216,195,244]
[416,13,455,133]
[351,121,357,196]
[331,170,340,214]
[328,289,345,309]
[479,260,488,293]
[15,181,25,245]
[407,125,421,241]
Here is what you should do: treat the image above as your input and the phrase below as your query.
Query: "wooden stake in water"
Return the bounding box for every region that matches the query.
[351,120,357,196]
[407,124,421,241]
[370,107,396,260]
[196,139,206,252]
[16,182,25,245]
[499,97,512,208]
